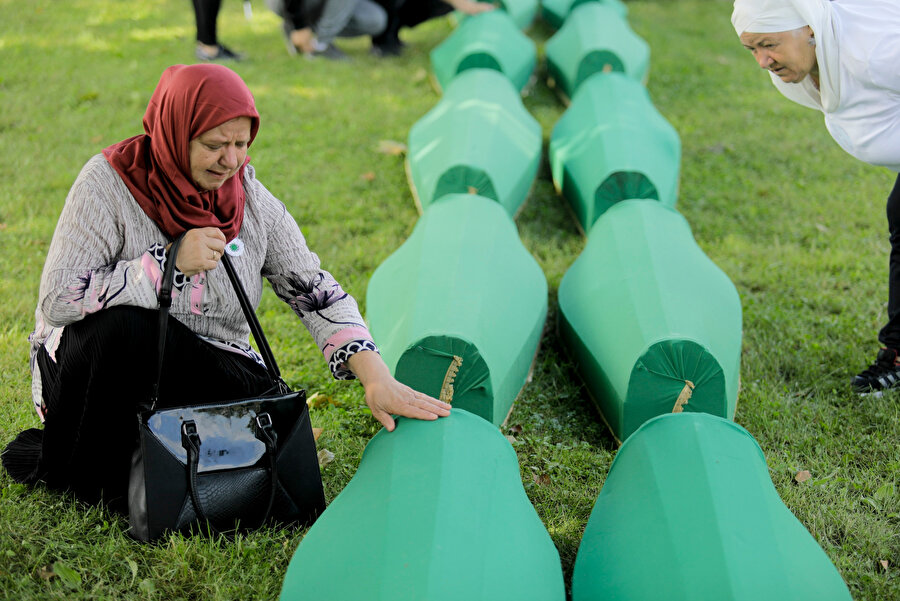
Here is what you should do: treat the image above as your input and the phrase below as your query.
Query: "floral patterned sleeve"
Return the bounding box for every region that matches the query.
[258,187,378,380]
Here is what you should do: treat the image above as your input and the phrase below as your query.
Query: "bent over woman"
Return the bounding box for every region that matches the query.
[732,0,900,393]
[1,64,449,507]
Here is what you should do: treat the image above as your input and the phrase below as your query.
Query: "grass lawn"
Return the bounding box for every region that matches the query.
[1,0,898,599]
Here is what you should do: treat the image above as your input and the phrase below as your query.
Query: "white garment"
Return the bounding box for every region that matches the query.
[766,0,900,172]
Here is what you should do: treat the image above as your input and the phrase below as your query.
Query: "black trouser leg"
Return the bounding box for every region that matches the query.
[35,307,271,509]
[878,174,900,349]
[192,0,222,45]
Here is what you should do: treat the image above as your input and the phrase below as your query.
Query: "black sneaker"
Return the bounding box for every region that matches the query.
[851,348,900,394]
[195,44,245,62]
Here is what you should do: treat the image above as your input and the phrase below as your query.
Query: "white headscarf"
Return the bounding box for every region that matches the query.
[732,0,840,111]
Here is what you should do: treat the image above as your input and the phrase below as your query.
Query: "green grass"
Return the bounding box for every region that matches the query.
[2,0,899,599]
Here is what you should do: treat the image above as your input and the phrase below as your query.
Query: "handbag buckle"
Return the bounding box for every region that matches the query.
[181,420,201,451]
[254,412,277,449]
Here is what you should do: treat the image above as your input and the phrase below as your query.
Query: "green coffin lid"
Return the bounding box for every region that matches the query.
[541,0,627,30]
[557,200,741,443]
[544,2,650,102]
[407,68,542,217]
[549,72,681,232]
[572,413,852,601]
[366,194,547,426]
[280,409,566,601]
[462,0,540,30]
[430,10,537,93]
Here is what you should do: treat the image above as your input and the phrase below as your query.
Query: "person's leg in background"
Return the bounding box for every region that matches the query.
[193,0,244,60]
[853,174,900,393]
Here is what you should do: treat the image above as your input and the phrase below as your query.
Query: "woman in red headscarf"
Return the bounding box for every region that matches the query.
[1,64,449,508]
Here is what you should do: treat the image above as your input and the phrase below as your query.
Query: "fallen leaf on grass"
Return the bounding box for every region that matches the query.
[318,449,335,467]
[794,470,812,483]
[38,565,57,581]
[360,171,376,182]
[312,427,323,441]
[879,559,889,571]
[307,393,342,409]
[508,424,523,435]
[505,435,517,444]
[376,140,407,156]
[533,473,551,487]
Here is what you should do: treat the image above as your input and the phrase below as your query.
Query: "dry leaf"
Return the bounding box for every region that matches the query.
[360,171,376,182]
[307,394,341,409]
[508,424,523,435]
[879,559,889,571]
[467,186,479,194]
[317,449,335,467]
[377,140,407,156]
[312,427,323,441]
[38,565,57,581]
[505,435,517,444]
[533,473,551,487]
[794,470,812,483]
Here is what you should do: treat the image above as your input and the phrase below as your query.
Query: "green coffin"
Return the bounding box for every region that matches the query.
[407,68,542,217]
[465,0,539,30]
[572,413,853,601]
[366,194,547,426]
[544,2,650,102]
[549,72,681,232]
[280,409,566,601]
[557,200,741,443]
[541,0,627,30]
[430,10,537,93]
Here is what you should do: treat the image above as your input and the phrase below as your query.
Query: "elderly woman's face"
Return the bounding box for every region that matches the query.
[189,116,252,191]
[739,26,817,84]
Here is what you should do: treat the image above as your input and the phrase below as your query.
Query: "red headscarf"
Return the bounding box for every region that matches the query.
[103,64,260,242]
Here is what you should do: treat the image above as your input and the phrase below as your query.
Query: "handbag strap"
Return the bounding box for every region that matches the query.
[148,237,288,410]
[181,414,279,535]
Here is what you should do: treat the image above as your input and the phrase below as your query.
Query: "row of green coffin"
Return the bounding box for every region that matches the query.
[546,2,649,102]
[366,193,547,426]
[541,0,627,30]
[407,68,542,217]
[430,9,536,93]
[430,2,648,103]
[279,410,851,600]
[559,199,741,443]
[550,71,681,232]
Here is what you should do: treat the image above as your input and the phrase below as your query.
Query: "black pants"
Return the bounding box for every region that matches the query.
[193,0,222,45]
[880,174,900,349]
[371,0,452,47]
[4,307,271,510]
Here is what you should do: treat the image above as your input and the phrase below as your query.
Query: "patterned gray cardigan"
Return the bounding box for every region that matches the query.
[29,154,377,420]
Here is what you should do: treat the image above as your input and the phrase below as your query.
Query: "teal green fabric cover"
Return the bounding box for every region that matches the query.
[557,200,741,442]
[467,0,539,30]
[549,72,681,231]
[280,409,566,601]
[430,10,537,92]
[365,194,547,425]
[572,413,853,601]
[541,0,627,30]
[407,68,542,217]
[544,3,649,101]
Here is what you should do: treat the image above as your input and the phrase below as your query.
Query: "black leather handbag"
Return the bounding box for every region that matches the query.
[128,236,326,542]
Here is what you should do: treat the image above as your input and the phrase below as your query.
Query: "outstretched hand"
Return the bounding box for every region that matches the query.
[347,350,451,431]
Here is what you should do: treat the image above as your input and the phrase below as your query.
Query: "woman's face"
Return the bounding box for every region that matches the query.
[189,116,252,191]
[739,26,817,84]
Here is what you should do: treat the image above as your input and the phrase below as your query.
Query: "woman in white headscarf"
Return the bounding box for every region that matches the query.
[732,0,900,393]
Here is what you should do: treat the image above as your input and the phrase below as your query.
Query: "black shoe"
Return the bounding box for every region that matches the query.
[370,42,404,57]
[851,348,900,394]
[195,44,244,61]
[310,42,349,61]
